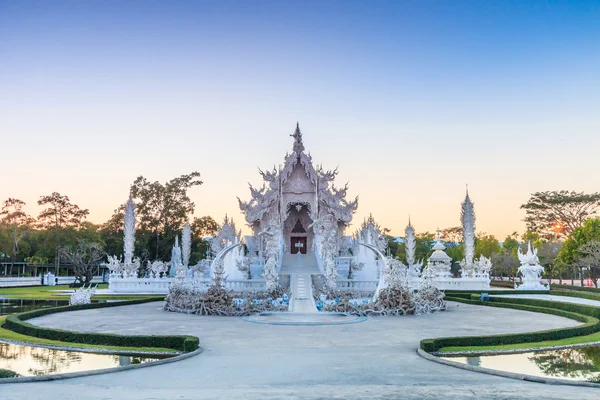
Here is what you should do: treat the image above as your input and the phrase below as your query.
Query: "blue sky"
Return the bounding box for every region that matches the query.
[1,1,599,238]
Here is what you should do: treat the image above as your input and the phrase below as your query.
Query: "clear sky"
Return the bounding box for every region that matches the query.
[1,1,599,239]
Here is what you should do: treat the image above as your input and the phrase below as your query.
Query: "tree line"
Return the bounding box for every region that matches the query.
[0,172,218,278]
[385,190,600,287]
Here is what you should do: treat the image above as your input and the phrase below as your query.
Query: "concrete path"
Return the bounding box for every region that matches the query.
[1,301,598,400]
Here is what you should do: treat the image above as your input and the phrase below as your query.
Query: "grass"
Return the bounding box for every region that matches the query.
[0,284,163,301]
[0,316,178,353]
[438,331,600,353]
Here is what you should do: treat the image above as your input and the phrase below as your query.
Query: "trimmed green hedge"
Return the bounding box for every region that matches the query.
[551,284,600,293]
[1,298,199,353]
[420,296,600,352]
[445,289,550,296]
[550,289,600,302]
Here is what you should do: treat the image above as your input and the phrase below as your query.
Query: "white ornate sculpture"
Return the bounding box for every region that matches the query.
[69,284,97,305]
[460,189,476,278]
[258,214,282,291]
[123,195,136,270]
[170,236,186,279]
[123,256,140,278]
[106,255,123,275]
[149,260,168,278]
[414,264,447,314]
[311,213,339,289]
[182,222,192,268]
[426,231,453,278]
[405,219,422,289]
[516,242,547,290]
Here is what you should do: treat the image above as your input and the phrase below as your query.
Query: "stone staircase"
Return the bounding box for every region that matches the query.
[280,253,319,313]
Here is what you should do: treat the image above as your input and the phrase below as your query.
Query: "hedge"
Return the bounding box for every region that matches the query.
[550,289,600,302]
[420,296,600,352]
[445,289,550,296]
[551,284,600,293]
[1,298,199,353]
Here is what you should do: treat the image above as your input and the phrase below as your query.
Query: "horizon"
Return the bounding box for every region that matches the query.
[1,1,599,239]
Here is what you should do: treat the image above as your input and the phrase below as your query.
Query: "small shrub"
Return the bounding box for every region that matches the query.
[0,369,20,378]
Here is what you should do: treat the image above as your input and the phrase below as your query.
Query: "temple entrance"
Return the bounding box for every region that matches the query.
[290,237,307,254]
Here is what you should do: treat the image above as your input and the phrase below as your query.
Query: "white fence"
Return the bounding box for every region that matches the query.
[0,276,104,288]
[433,277,490,290]
[336,279,378,292]
[108,276,172,294]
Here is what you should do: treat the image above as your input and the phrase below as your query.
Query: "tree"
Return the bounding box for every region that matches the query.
[559,218,600,287]
[37,193,89,274]
[521,191,600,239]
[440,226,462,245]
[191,216,218,264]
[574,241,600,288]
[491,250,519,281]
[474,234,501,258]
[1,198,34,274]
[130,172,203,260]
[537,241,563,283]
[501,233,520,256]
[59,240,104,285]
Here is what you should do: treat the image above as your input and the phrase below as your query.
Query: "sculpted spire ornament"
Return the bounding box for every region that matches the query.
[460,186,476,275]
[123,195,136,269]
[291,122,305,155]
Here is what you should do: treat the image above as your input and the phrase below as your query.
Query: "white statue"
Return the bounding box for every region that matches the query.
[69,284,97,305]
[310,213,339,289]
[516,242,547,290]
[405,219,422,290]
[107,255,123,275]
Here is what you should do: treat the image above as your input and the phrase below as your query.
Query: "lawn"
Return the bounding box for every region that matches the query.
[0,284,163,301]
[438,331,600,353]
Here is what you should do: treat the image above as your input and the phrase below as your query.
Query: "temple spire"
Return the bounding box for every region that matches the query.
[291,122,305,154]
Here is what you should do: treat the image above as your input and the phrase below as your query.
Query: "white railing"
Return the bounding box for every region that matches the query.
[224,279,266,292]
[108,276,172,294]
[433,277,490,290]
[336,279,378,292]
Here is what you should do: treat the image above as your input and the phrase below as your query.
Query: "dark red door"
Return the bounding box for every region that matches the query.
[291,237,307,254]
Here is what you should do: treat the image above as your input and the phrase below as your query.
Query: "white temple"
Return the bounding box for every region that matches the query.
[108,124,492,296]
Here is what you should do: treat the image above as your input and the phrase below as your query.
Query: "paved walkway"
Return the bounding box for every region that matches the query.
[1,301,598,400]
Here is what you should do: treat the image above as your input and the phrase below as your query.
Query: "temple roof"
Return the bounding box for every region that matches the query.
[238,124,359,225]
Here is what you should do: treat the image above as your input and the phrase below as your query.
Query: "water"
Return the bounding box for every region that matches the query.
[442,346,600,383]
[0,299,71,316]
[0,298,172,378]
[0,342,168,377]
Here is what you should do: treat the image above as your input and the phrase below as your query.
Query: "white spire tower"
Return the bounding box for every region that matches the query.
[461,186,476,267]
[123,195,136,268]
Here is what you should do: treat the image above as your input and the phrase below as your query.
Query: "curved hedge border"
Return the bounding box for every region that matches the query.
[1,299,199,353]
[420,296,600,353]
[551,284,600,293]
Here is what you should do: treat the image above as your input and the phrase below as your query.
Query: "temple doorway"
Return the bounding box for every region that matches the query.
[291,237,307,254]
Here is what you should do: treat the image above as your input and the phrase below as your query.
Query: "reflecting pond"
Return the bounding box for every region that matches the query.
[442,346,600,383]
[0,299,71,316]
[0,298,172,378]
[0,342,169,377]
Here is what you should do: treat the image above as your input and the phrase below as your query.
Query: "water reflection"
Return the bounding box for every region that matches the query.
[442,346,600,383]
[0,299,71,316]
[0,342,168,377]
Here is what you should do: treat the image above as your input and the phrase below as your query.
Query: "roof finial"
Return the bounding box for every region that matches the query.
[291,122,305,154]
[466,183,469,195]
